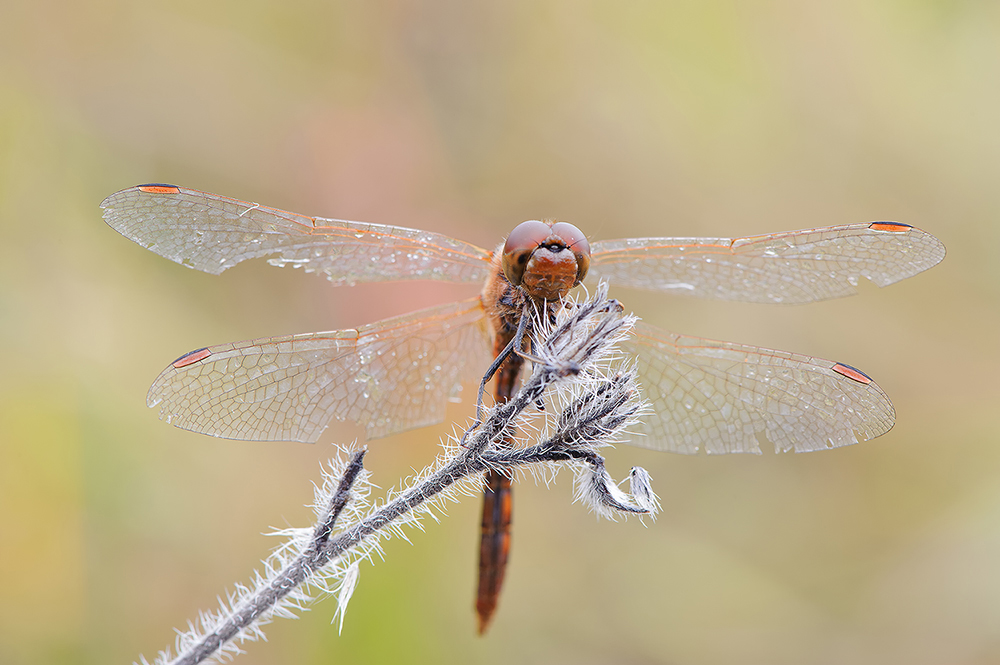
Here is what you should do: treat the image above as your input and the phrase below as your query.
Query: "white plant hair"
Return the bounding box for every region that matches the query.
[136,282,658,665]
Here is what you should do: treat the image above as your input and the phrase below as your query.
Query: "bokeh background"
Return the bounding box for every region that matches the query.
[1,1,998,664]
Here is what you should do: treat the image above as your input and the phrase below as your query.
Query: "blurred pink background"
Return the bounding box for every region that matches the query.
[1,2,998,664]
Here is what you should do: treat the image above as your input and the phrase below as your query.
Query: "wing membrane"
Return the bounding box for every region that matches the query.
[620,322,895,454]
[101,184,494,286]
[589,222,945,304]
[147,298,492,442]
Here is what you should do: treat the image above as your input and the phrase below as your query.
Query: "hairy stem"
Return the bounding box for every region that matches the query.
[173,450,367,665]
[146,283,653,665]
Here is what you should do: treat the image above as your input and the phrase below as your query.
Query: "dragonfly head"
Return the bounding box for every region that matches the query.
[502,220,591,300]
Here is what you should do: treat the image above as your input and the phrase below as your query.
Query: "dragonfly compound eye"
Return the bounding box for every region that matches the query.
[550,221,590,284]
[502,220,552,286]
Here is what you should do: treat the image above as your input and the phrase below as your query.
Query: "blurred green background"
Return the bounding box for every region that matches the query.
[1,1,997,664]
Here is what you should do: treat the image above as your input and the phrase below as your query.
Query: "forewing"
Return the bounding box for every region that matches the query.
[147,298,492,442]
[620,322,895,454]
[589,222,945,304]
[101,184,494,285]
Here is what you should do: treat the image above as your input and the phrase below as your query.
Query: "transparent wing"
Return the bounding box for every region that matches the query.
[620,322,894,454]
[589,222,945,304]
[147,298,492,442]
[101,184,494,286]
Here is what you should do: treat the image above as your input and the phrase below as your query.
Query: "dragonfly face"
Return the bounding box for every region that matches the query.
[102,184,946,632]
[501,220,590,300]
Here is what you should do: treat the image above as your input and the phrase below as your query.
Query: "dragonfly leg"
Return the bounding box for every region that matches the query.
[509,305,548,412]
[473,336,517,429]
[472,303,534,428]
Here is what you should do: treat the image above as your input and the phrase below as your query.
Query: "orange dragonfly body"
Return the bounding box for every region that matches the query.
[102,184,945,633]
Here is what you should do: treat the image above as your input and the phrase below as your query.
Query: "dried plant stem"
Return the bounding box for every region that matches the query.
[144,284,656,665]
[173,450,366,665]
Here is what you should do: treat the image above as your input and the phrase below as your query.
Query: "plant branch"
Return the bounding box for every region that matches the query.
[139,283,657,665]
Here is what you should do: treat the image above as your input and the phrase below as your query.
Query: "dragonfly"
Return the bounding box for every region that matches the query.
[102,184,945,633]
